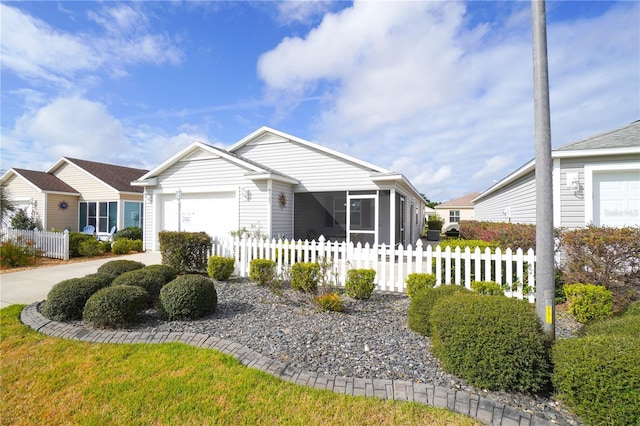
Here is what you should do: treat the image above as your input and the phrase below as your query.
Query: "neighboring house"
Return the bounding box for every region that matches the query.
[1,168,80,230]
[1,158,148,236]
[434,192,480,230]
[473,120,640,229]
[133,127,426,251]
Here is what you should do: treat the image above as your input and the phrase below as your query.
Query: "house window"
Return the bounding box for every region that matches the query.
[333,197,346,226]
[450,210,461,223]
[80,201,117,232]
[124,202,143,228]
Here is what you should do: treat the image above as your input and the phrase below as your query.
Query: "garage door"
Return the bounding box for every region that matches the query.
[593,170,640,227]
[161,192,237,239]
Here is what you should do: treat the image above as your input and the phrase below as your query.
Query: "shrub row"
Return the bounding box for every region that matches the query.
[458,221,537,251]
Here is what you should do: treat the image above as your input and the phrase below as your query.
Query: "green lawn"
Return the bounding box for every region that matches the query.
[0,305,479,425]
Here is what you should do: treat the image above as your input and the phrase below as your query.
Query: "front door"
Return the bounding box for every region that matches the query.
[347,193,377,246]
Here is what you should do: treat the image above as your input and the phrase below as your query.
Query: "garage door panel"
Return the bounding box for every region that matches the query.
[593,170,640,227]
[161,192,237,239]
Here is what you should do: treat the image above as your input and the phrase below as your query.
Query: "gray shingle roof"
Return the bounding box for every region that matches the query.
[556,120,640,151]
[64,158,149,193]
[12,168,79,194]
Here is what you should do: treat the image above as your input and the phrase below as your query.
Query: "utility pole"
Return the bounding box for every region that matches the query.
[531,0,555,340]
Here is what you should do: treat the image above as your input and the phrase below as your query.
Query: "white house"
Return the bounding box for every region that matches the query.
[473,120,640,229]
[133,127,426,250]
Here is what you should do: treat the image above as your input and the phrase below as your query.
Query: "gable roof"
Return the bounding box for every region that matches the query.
[2,168,79,194]
[229,126,395,175]
[436,192,480,209]
[47,157,149,193]
[474,120,640,203]
[132,141,298,186]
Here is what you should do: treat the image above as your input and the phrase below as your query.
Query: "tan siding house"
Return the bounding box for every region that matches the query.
[435,192,481,230]
[134,127,426,251]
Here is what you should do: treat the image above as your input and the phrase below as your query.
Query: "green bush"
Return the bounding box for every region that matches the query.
[102,241,112,253]
[159,231,212,274]
[143,264,178,284]
[405,273,436,299]
[159,275,217,320]
[471,280,504,296]
[97,259,146,277]
[83,285,148,328]
[10,208,40,230]
[407,285,470,336]
[111,238,142,255]
[249,259,276,286]
[0,240,37,268]
[622,300,640,316]
[78,239,105,257]
[552,336,640,425]
[68,232,96,257]
[314,292,343,312]
[430,293,551,393]
[112,269,166,305]
[458,221,537,251]
[581,301,640,337]
[43,277,110,321]
[291,262,320,293]
[564,283,613,324]
[207,256,235,281]
[345,269,376,300]
[83,272,117,287]
[437,239,500,251]
[113,227,143,241]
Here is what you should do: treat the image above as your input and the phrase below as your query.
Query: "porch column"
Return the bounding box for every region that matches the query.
[390,188,396,246]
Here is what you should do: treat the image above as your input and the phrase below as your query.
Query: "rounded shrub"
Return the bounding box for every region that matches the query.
[563,283,613,323]
[345,269,376,299]
[291,262,320,293]
[112,269,166,305]
[113,226,143,241]
[207,256,235,281]
[68,232,96,258]
[314,292,343,312]
[43,277,109,321]
[552,335,640,425]
[83,285,148,328]
[249,259,276,286]
[78,239,105,257]
[430,293,551,393]
[407,285,470,336]
[159,275,217,320]
[143,264,179,284]
[83,272,117,287]
[471,280,504,296]
[405,273,436,299]
[111,238,135,255]
[97,259,145,277]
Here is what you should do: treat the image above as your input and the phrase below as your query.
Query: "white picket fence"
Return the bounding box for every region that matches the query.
[210,236,537,302]
[0,228,70,260]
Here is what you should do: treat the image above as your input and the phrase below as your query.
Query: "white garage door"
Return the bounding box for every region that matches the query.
[593,170,640,227]
[161,192,237,239]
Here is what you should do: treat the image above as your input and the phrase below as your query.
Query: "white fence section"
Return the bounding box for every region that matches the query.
[0,228,70,260]
[211,236,537,302]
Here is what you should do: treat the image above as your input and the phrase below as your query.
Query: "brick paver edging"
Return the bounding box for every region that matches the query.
[21,302,557,426]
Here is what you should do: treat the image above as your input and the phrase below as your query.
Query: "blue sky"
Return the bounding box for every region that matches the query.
[1,1,638,202]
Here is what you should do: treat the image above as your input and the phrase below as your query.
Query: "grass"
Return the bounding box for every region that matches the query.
[0,305,479,425]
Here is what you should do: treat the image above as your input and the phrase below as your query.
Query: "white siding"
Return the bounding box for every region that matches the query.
[558,159,586,229]
[234,138,382,192]
[474,172,536,224]
[270,181,294,239]
[238,181,269,236]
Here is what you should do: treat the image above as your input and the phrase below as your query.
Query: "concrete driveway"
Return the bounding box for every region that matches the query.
[0,251,162,309]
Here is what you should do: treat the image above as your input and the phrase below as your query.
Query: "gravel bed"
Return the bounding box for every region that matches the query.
[125,279,583,425]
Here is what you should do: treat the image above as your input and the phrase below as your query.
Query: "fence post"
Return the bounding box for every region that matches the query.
[63,229,70,260]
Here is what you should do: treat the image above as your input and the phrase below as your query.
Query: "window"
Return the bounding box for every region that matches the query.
[450,210,461,223]
[333,197,346,226]
[124,202,143,228]
[80,201,117,232]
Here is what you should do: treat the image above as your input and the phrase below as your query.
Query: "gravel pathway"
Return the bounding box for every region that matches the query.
[125,280,583,425]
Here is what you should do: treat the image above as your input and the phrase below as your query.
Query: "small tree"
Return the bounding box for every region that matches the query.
[10,208,40,230]
[0,186,16,221]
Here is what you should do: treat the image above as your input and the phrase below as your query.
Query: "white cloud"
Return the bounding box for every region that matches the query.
[0,4,182,88]
[276,1,335,25]
[258,1,639,199]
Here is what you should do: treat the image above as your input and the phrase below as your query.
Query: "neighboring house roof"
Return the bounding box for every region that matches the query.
[436,192,480,209]
[474,120,640,203]
[47,157,149,193]
[1,168,79,195]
